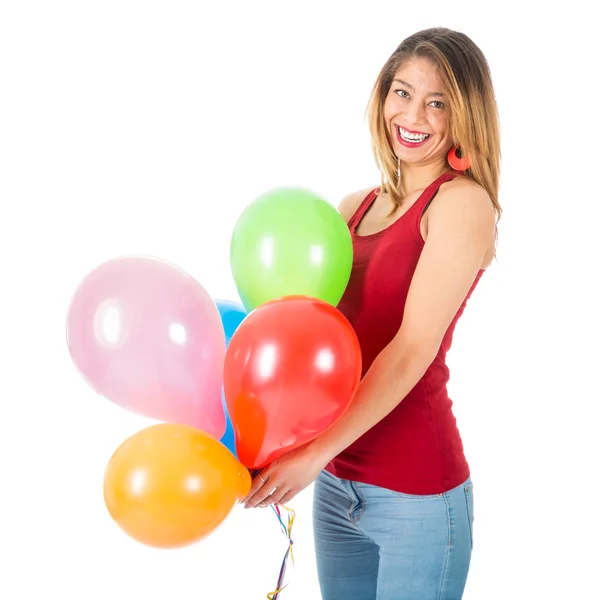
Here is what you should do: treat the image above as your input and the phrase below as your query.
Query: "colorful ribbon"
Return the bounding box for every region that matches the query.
[266,504,296,599]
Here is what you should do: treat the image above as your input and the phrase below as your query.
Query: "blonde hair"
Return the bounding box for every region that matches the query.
[366,27,502,228]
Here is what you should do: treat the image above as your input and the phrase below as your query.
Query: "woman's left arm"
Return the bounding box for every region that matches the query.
[243,182,496,508]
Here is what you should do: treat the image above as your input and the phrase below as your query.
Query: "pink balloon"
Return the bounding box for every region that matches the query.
[66,256,226,439]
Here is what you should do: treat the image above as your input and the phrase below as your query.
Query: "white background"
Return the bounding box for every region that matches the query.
[1,1,598,598]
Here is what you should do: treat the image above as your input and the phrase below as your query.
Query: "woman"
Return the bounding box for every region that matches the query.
[243,27,501,599]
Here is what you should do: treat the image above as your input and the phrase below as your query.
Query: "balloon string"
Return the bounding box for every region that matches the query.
[266,504,296,600]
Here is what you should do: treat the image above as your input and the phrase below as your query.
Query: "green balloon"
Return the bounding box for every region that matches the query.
[230,187,353,312]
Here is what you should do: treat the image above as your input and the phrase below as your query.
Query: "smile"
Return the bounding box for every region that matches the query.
[395,125,431,146]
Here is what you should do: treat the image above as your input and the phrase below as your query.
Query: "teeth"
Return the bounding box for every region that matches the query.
[399,126,429,142]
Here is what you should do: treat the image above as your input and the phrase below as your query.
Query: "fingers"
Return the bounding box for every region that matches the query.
[244,471,275,508]
[277,489,296,506]
[243,468,298,508]
[263,486,291,507]
[242,473,267,505]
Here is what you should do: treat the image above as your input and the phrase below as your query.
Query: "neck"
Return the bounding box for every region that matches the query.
[399,159,449,196]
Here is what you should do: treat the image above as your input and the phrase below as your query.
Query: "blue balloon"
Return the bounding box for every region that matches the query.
[216,299,248,346]
[218,389,237,457]
[215,299,247,458]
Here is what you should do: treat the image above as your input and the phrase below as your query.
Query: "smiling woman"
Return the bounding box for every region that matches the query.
[242,26,501,600]
[386,73,446,150]
[369,29,501,222]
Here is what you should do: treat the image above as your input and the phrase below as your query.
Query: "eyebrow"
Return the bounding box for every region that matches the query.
[393,78,444,97]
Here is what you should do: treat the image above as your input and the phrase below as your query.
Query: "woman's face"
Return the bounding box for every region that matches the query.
[383,57,453,166]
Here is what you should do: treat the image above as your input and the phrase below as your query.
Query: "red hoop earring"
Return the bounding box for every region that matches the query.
[447,146,471,171]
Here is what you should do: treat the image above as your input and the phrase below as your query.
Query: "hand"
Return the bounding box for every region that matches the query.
[243,443,330,509]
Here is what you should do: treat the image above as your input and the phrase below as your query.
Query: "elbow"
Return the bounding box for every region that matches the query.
[388,332,440,373]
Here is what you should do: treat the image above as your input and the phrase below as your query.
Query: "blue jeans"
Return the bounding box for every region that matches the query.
[313,470,474,599]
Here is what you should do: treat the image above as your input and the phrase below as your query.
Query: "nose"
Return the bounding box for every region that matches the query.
[403,100,426,125]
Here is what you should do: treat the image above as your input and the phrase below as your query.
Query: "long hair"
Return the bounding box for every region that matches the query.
[366,27,502,229]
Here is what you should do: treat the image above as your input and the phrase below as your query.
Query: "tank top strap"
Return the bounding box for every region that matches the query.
[414,171,458,214]
[348,173,456,235]
[347,187,380,233]
[409,171,458,240]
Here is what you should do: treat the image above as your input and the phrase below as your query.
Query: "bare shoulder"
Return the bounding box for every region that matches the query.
[435,175,495,218]
[337,186,378,223]
[426,175,496,268]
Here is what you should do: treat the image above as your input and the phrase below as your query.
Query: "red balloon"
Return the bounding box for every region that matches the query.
[223,295,361,469]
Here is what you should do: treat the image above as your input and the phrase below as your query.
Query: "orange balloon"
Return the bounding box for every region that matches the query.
[103,423,251,548]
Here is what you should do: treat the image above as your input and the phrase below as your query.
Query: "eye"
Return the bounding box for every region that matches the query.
[394,89,410,99]
[429,100,445,109]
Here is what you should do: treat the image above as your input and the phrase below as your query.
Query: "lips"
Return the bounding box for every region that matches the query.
[395,124,431,148]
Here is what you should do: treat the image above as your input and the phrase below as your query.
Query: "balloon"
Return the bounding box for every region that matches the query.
[230,187,353,311]
[104,423,251,549]
[215,299,248,458]
[66,256,226,439]
[215,299,247,346]
[218,390,237,458]
[223,295,362,469]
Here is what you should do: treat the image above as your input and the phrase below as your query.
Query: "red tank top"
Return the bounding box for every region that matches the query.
[325,172,484,495]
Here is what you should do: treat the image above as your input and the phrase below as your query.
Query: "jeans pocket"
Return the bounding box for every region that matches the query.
[464,484,474,550]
